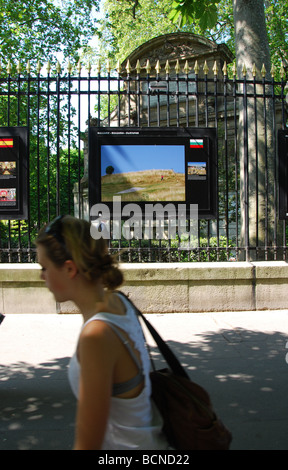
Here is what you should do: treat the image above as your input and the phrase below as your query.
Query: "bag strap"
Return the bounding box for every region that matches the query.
[117,291,189,380]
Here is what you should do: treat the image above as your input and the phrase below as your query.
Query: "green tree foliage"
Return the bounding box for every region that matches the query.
[98,0,288,75]
[168,0,220,30]
[169,0,288,74]
[264,0,288,71]
[0,0,100,67]
[98,0,199,63]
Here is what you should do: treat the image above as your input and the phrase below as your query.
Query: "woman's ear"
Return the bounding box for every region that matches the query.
[64,259,78,279]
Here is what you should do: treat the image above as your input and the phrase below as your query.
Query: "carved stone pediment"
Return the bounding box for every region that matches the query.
[122,32,233,72]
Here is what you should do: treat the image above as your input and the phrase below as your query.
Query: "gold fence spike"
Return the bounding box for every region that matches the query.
[271,64,275,78]
[0,61,2,74]
[280,62,285,79]
[213,61,218,76]
[126,59,131,74]
[46,61,51,73]
[261,64,266,78]
[116,59,121,74]
[17,61,22,74]
[222,61,227,76]
[136,59,141,74]
[203,61,209,75]
[67,60,73,74]
[165,60,170,75]
[145,59,151,74]
[232,62,237,77]
[106,59,111,74]
[87,61,92,74]
[242,64,247,77]
[37,60,42,74]
[183,60,190,74]
[26,60,31,74]
[56,61,61,74]
[7,61,12,74]
[155,60,161,75]
[194,60,199,75]
[77,60,82,74]
[252,63,257,77]
[175,59,181,74]
[96,59,101,74]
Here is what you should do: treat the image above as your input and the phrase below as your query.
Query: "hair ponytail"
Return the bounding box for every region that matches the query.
[36,215,124,289]
[102,264,124,290]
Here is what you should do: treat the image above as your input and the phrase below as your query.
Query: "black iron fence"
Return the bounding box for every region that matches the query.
[0,58,287,263]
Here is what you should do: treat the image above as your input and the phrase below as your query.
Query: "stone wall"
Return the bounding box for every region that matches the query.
[0,262,288,314]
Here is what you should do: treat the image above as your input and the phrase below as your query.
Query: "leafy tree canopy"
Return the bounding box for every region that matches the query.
[97,0,287,74]
[168,0,220,30]
[0,0,100,69]
[169,0,288,71]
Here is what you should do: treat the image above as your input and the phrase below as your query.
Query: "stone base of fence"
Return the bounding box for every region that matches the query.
[0,261,288,314]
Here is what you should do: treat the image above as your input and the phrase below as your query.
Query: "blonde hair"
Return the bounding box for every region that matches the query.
[36,215,123,290]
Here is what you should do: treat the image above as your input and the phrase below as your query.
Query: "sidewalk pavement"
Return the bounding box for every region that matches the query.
[1,309,288,450]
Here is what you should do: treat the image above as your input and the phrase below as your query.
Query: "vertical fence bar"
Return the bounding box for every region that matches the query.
[36,64,41,227]
[232,65,240,260]
[194,61,199,127]
[46,62,51,221]
[203,61,209,128]
[175,60,180,127]
[223,63,229,261]
[262,71,268,260]
[126,61,131,126]
[87,62,92,220]
[242,67,249,261]
[165,61,170,127]
[155,61,160,127]
[77,63,82,218]
[213,62,220,261]
[107,61,111,127]
[271,68,278,260]
[116,61,122,127]
[67,62,72,215]
[97,61,101,124]
[184,61,189,127]
[6,64,12,262]
[56,63,61,216]
[16,64,22,261]
[26,62,32,261]
[251,69,259,257]
[146,61,151,127]
[136,61,141,127]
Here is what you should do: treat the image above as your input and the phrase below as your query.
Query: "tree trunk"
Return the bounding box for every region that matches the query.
[233,0,277,260]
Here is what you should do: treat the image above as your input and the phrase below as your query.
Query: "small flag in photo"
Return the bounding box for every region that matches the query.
[0,138,13,148]
[190,139,204,148]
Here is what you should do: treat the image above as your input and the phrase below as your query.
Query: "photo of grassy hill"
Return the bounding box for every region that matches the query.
[101,168,185,201]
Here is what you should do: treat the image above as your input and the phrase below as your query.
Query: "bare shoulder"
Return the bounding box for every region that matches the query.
[78,320,119,370]
[80,319,115,343]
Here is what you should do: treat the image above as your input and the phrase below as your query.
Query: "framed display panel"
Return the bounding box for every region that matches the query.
[0,127,28,220]
[278,129,288,220]
[89,127,218,219]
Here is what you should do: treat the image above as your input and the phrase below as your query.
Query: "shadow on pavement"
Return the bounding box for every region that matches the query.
[0,357,76,450]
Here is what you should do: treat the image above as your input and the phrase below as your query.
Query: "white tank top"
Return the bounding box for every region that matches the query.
[68,293,169,450]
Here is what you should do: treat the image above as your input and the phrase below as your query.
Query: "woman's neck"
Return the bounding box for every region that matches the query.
[71,278,107,323]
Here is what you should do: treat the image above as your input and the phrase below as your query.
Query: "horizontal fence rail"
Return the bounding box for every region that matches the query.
[0,59,287,262]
